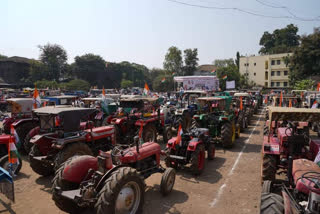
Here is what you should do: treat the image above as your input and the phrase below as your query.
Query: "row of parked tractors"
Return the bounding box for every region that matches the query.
[260,105,320,214]
[0,91,262,213]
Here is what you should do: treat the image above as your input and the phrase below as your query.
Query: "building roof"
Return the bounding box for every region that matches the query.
[0,56,32,64]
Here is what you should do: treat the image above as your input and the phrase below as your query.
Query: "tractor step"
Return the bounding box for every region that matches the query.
[169,155,186,160]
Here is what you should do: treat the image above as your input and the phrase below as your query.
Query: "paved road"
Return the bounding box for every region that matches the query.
[0,109,264,214]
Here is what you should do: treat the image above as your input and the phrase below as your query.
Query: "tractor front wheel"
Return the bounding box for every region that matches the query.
[163,126,173,144]
[143,124,157,143]
[221,121,234,148]
[29,145,54,176]
[207,143,215,160]
[95,167,145,214]
[0,154,22,176]
[260,193,284,214]
[261,154,277,182]
[52,156,81,213]
[190,144,205,175]
[160,168,176,196]
[54,143,93,171]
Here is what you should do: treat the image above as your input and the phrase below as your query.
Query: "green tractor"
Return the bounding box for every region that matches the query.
[193,95,239,148]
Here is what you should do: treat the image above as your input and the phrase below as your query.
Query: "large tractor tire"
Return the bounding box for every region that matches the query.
[260,193,284,214]
[190,118,199,129]
[29,144,54,176]
[221,121,235,148]
[24,126,40,154]
[190,144,205,175]
[261,154,277,182]
[52,156,82,214]
[207,143,215,160]
[95,167,145,214]
[54,143,93,171]
[263,126,269,136]
[238,114,246,132]
[163,126,173,144]
[143,124,158,143]
[0,154,22,176]
[16,122,35,152]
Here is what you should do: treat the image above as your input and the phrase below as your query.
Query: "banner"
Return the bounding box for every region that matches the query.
[174,76,219,91]
[226,80,235,89]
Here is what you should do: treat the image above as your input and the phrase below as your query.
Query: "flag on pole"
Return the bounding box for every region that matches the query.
[143,83,150,96]
[161,77,166,83]
[33,86,41,109]
[211,69,216,74]
[222,75,227,80]
[102,87,106,99]
[312,100,318,109]
[175,124,183,146]
[10,125,20,149]
[317,83,320,92]
[279,91,283,107]
[8,137,19,165]
[240,96,243,110]
[172,72,176,76]
[289,99,292,108]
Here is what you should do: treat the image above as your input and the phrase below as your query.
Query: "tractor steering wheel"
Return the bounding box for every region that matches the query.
[300,171,320,194]
[111,144,135,157]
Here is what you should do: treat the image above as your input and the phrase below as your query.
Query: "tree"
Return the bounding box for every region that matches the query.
[0,54,7,60]
[235,52,240,69]
[63,79,90,91]
[29,60,48,82]
[288,27,320,85]
[293,79,315,90]
[73,53,106,86]
[259,24,300,54]
[163,46,183,75]
[183,48,198,76]
[38,43,68,81]
[214,59,240,90]
[35,80,59,89]
[152,76,173,92]
[121,79,133,88]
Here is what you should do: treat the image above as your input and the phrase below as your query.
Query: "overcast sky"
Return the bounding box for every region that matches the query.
[1,0,320,68]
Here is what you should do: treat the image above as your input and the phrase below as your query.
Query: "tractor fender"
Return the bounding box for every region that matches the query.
[262,136,281,155]
[12,118,38,128]
[95,165,128,192]
[187,138,202,152]
[62,155,98,184]
[27,126,40,139]
[166,137,177,149]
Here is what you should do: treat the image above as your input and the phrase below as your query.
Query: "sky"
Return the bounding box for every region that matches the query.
[1,0,320,68]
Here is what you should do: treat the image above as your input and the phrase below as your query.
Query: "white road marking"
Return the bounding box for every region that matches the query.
[209,109,264,208]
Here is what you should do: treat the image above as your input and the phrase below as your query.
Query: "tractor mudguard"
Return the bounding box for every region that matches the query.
[85,126,115,144]
[199,114,206,120]
[62,155,98,184]
[30,133,58,155]
[166,137,177,149]
[12,118,38,128]
[187,138,202,152]
[28,126,40,139]
[263,136,281,155]
[95,165,127,191]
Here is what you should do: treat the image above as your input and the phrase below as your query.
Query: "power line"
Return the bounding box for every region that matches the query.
[166,0,320,21]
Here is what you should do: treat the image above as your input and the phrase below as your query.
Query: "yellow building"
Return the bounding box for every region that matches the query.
[239,53,292,88]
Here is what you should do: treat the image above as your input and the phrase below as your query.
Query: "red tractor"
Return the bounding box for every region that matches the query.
[165,127,215,175]
[261,107,320,183]
[52,135,176,214]
[28,106,115,176]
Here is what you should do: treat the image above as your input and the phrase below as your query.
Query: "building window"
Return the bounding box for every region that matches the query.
[254,72,256,76]
[271,60,275,65]
[265,82,268,87]
[271,71,275,76]
[254,63,256,66]
[265,71,268,80]
[276,82,280,87]
[277,71,281,76]
[283,82,288,87]
[244,63,246,66]
[284,70,288,76]
[271,82,274,87]
[277,60,280,65]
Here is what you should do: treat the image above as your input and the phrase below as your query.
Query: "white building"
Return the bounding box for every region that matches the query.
[239,53,292,88]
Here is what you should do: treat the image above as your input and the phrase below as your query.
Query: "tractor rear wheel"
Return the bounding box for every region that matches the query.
[221,121,234,148]
[190,144,205,175]
[16,122,35,153]
[54,143,93,171]
[29,144,54,176]
[207,143,215,160]
[143,124,157,143]
[0,154,22,176]
[235,124,240,138]
[261,180,272,193]
[263,125,269,136]
[95,167,145,214]
[260,193,284,214]
[160,168,176,196]
[190,118,199,129]
[261,154,277,182]
[163,126,173,144]
[24,126,40,154]
[52,156,81,214]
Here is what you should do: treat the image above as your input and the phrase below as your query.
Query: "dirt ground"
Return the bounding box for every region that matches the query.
[0,109,265,214]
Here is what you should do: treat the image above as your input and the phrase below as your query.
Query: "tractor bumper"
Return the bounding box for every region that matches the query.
[30,155,53,166]
[169,155,186,160]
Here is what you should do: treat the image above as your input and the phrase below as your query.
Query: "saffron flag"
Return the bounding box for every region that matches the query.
[211,69,216,74]
[279,91,283,107]
[176,124,183,146]
[33,86,41,109]
[161,77,166,83]
[102,87,106,99]
[222,75,227,80]
[143,83,150,96]
[240,96,243,110]
[8,138,19,165]
[289,99,292,108]
[317,83,320,92]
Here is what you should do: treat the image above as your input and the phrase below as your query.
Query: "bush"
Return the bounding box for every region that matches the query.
[121,79,133,88]
[35,80,59,89]
[63,79,90,91]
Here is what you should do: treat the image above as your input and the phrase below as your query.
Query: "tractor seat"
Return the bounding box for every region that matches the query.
[292,159,320,195]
